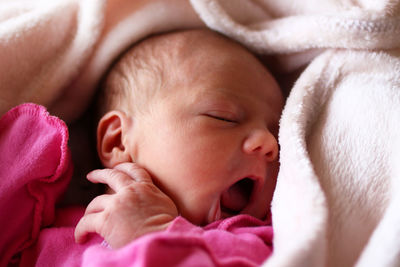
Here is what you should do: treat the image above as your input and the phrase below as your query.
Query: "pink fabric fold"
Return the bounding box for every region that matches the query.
[81,215,273,267]
[0,103,73,266]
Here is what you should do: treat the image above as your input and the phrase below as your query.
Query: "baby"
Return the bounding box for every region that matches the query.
[74,29,284,249]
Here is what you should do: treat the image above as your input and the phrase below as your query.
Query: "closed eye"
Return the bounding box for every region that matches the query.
[206,114,237,123]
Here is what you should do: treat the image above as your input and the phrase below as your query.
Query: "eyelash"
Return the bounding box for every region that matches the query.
[206,114,237,123]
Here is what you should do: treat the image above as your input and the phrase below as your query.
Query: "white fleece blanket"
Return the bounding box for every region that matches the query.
[1,1,400,266]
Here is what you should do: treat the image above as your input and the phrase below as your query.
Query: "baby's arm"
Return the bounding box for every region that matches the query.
[74,163,178,248]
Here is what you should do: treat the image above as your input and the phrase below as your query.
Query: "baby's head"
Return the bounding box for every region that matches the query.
[97,29,284,225]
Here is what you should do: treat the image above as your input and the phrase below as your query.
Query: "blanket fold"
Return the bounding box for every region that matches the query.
[190,0,400,54]
[271,49,400,267]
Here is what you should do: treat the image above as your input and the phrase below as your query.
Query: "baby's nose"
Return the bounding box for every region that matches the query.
[243,129,279,161]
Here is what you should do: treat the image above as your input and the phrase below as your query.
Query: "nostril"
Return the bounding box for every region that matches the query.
[265,145,278,161]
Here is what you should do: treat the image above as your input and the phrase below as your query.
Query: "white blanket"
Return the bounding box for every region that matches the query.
[1,1,400,266]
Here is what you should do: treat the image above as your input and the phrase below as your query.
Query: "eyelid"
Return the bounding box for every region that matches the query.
[205,110,239,123]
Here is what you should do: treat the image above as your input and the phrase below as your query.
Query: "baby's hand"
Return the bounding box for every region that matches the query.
[74,162,178,248]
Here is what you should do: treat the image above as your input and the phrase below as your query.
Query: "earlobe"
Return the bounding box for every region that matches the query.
[97,110,133,168]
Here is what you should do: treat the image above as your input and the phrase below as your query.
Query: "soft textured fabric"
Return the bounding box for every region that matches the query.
[80,215,272,267]
[1,1,400,267]
[0,0,203,123]
[0,103,273,266]
[0,103,72,266]
[20,211,273,267]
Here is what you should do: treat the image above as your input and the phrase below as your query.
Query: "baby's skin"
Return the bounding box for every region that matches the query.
[75,163,177,248]
[74,29,284,248]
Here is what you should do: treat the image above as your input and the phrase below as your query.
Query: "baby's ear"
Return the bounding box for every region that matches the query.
[97,110,132,168]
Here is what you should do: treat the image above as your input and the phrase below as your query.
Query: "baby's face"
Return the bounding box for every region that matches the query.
[125,38,284,225]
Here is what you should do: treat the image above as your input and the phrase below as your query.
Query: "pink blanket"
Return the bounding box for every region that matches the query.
[0,103,273,266]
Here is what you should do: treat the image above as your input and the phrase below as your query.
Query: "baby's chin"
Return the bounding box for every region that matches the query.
[216,209,269,223]
[182,177,272,225]
[204,198,222,225]
[185,206,268,226]
[184,199,223,225]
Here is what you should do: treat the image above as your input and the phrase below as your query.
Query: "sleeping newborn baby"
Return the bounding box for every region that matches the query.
[74,29,284,248]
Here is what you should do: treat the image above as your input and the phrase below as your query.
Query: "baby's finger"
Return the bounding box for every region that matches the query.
[114,162,153,184]
[84,194,112,215]
[74,213,101,244]
[87,169,134,192]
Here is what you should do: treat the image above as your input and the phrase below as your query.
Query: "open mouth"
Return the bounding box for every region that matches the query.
[220,177,255,216]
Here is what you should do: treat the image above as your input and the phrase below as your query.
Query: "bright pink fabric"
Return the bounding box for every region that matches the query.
[81,215,273,267]
[0,103,273,266]
[20,212,273,267]
[0,103,72,266]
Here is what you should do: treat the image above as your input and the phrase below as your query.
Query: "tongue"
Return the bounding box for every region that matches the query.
[221,179,252,212]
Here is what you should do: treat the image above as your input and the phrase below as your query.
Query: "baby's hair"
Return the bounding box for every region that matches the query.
[98,29,259,118]
[98,35,167,118]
